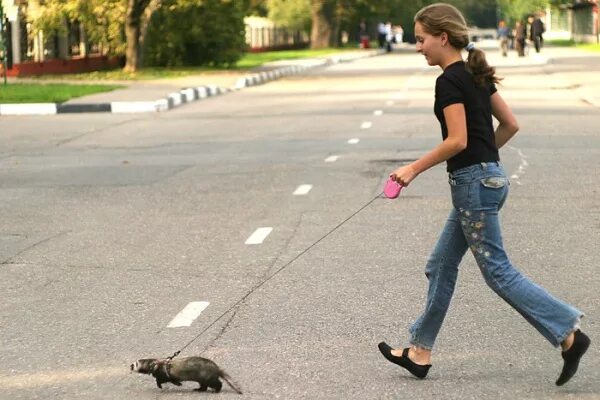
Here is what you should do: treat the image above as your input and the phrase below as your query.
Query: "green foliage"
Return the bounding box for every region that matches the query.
[243,0,269,16]
[76,0,127,55]
[496,0,549,24]
[143,0,246,67]
[31,0,127,56]
[30,0,69,36]
[267,0,311,31]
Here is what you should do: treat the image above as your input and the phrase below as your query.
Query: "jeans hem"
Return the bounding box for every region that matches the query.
[554,313,585,348]
[409,338,433,351]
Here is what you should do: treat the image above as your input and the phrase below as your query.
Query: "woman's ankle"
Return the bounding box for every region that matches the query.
[410,346,432,365]
[561,332,575,351]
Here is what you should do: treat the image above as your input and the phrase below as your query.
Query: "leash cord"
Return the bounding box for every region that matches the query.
[167,191,384,360]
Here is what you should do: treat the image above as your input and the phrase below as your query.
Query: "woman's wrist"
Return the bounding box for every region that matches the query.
[408,162,422,177]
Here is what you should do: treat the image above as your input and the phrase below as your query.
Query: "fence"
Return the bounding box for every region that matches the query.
[245,17,309,52]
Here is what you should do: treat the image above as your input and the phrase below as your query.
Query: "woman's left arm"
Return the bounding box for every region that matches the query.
[391,103,467,186]
[491,91,519,148]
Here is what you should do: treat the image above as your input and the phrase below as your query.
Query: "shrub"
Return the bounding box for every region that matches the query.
[144,0,246,67]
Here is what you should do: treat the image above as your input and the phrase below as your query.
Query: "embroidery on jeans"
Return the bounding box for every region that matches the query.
[459,210,490,268]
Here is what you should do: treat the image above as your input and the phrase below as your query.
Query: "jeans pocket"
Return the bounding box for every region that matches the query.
[451,182,471,211]
[480,176,507,189]
[479,177,508,209]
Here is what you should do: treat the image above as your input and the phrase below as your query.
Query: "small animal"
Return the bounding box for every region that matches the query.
[131,356,242,394]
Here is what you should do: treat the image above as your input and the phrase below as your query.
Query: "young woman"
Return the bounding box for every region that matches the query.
[378,3,590,386]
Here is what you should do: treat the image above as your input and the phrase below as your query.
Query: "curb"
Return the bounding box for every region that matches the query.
[0,50,384,116]
[0,83,230,116]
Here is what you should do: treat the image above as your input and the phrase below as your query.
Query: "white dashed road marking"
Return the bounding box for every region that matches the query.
[374,110,383,116]
[361,121,373,129]
[325,155,339,162]
[348,138,360,144]
[167,301,210,328]
[293,184,313,195]
[245,227,273,244]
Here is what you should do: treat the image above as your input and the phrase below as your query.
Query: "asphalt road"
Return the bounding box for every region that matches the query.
[0,49,599,400]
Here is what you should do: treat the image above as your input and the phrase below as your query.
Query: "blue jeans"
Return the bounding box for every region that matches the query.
[408,162,583,350]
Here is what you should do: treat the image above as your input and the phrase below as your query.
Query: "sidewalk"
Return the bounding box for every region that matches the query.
[497,46,600,107]
[380,44,600,107]
[1,46,598,115]
[0,50,384,116]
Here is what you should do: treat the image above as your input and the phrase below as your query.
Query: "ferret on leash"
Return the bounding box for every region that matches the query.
[131,356,242,394]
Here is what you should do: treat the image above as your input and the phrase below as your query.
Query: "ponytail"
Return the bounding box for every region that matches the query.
[465,44,501,86]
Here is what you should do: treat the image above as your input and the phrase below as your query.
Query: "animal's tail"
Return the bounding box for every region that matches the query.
[221,371,243,394]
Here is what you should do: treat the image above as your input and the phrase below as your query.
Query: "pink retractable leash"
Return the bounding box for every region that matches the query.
[166,176,403,360]
[383,177,403,199]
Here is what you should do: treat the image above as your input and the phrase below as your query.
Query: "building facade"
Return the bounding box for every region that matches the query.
[570,0,599,43]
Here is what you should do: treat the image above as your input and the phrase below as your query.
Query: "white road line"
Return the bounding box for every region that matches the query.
[508,146,528,186]
[293,184,313,195]
[392,92,406,100]
[361,121,373,129]
[374,110,383,116]
[347,138,360,144]
[245,227,273,244]
[325,155,339,162]
[167,301,210,328]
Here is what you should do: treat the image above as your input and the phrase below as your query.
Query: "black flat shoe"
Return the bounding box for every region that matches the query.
[378,341,431,379]
[556,329,591,386]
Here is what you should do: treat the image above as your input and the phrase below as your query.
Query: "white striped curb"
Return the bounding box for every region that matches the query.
[0,103,57,115]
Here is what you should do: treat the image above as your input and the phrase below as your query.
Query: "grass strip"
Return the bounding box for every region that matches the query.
[0,83,124,103]
[24,47,362,81]
[547,39,600,52]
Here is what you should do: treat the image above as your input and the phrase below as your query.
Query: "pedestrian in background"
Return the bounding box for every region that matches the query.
[515,20,526,56]
[358,20,370,49]
[497,20,509,57]
[531,13,546,53]
[377,22,387,49]
[385,21,393,52]
[526,16,534,55]
[394,24,404,46]
[378,2,590,386]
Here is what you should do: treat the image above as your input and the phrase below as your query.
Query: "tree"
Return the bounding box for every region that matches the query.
[75,0,127,56]
[496,0,550,24]
[124,0,162,72]
[31,0,158,71]
[244,0,269,16]
[310,0,337,48]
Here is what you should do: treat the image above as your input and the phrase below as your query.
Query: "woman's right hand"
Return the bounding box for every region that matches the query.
[390,164,418,187]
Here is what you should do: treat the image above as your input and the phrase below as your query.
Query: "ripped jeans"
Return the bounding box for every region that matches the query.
[408,162,583,350]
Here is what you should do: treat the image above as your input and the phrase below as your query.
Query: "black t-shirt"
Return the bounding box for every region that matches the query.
[434,61,499,172]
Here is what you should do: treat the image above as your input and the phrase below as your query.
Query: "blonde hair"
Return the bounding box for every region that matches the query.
[414,3,500,86]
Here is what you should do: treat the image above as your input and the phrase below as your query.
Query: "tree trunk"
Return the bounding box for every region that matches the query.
[124,0,152,72]
[138,0,161,68]
[310,0,337,49]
